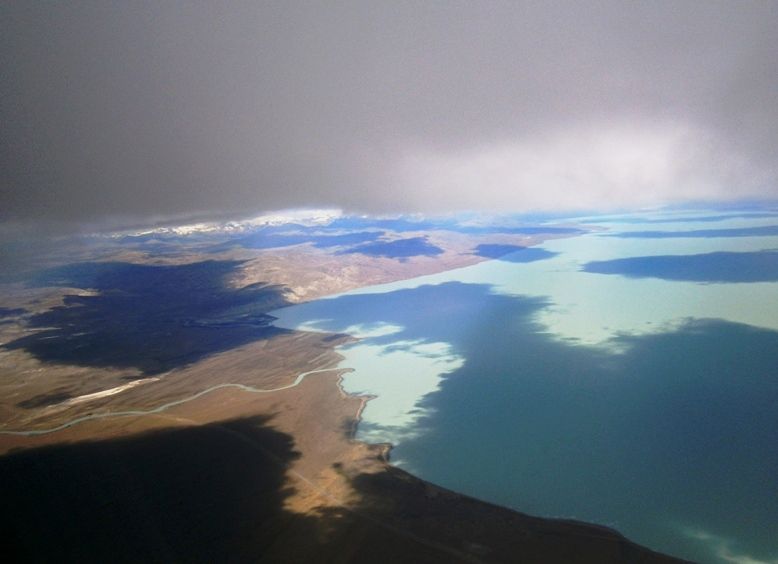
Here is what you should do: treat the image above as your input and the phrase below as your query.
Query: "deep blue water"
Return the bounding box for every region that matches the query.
[278,281,778,563]
[272,210,778,563]
[390,287,778,563]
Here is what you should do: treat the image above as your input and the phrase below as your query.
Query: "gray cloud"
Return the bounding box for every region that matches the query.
[2,1,777,229]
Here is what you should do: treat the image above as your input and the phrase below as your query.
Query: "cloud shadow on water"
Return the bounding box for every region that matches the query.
[472,244,558,263]
[279,281,778,563]
[3,260,290,375]
[582,250,778,282]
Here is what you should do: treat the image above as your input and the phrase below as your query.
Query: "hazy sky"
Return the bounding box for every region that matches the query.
[2,1,777,228]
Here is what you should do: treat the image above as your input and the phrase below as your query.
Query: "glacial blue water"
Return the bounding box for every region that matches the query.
[272,210,778,563]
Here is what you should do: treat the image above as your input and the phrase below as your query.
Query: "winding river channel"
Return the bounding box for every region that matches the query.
[0,368,340,437]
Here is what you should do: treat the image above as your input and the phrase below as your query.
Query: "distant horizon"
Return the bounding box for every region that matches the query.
[3,200,778,242]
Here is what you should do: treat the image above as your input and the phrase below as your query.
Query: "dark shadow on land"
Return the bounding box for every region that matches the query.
[0,414,681,564]
[0,416,305,563]
[339,236,444,260]
[0,307,26,318]
[582,250,778,282]
[473,244,558,263]
[341,466,681,564]
[16,390,74,409]
[3,261,290,376]
[609,225,778,238]
[230,229,384,251]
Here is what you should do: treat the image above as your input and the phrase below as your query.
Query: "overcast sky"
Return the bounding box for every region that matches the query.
[2,1,777,229]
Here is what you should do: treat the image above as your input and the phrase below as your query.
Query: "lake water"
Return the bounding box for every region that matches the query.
[271,210,778,563]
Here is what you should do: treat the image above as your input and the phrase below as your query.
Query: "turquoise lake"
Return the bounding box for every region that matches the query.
[271,210,778,563]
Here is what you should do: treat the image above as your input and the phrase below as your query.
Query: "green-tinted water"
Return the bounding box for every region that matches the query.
[272,210,778,563]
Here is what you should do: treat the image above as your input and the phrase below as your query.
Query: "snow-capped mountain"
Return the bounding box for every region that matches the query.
[107,208,343,238]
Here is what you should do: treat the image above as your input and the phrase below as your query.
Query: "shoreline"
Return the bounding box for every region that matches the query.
[334,363,684,562]
[1,231,687,561]
[337,369,394,463]
[329,348,683,561]
[0,336,685,563]
[261,241,689,562]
